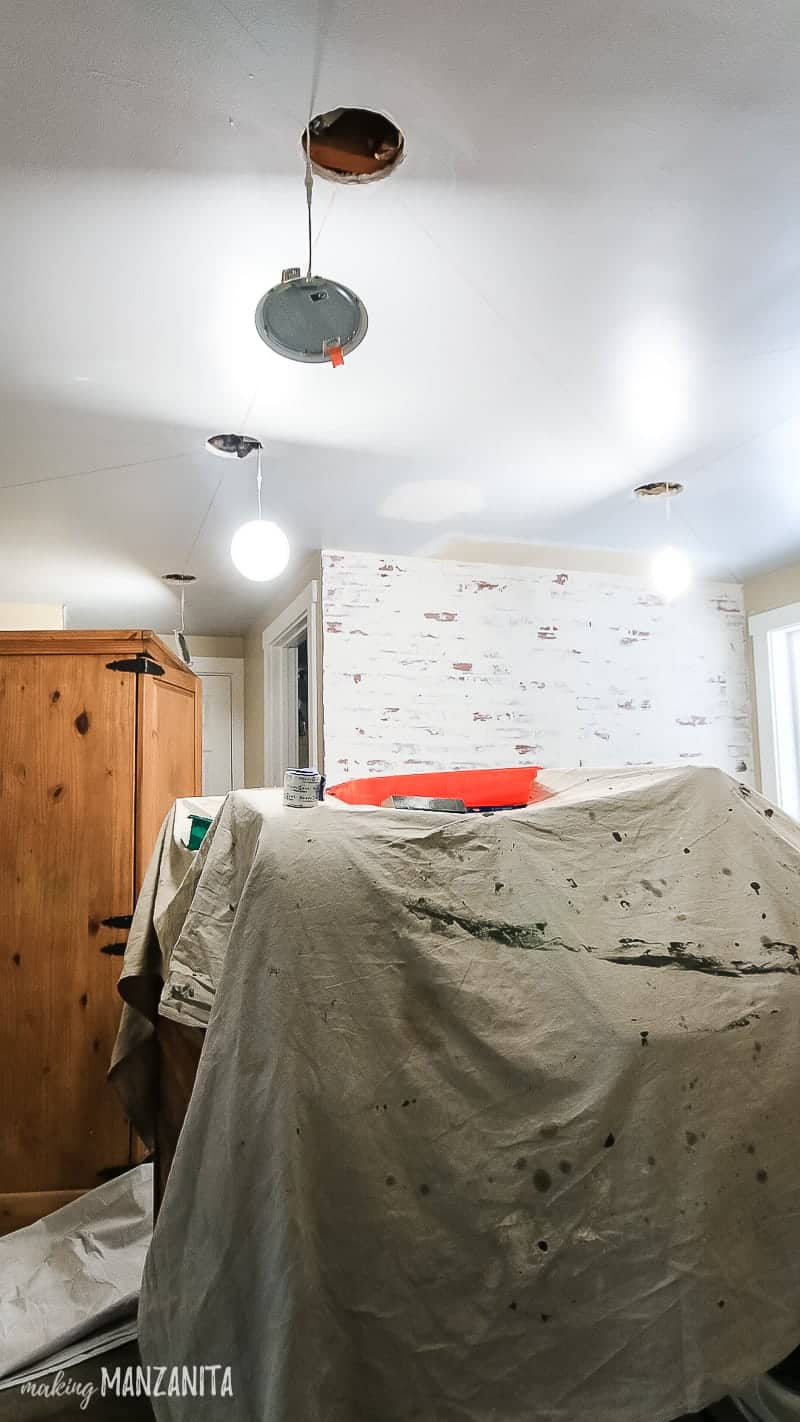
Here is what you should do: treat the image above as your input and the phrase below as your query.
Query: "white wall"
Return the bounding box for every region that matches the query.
[322,550,753,782]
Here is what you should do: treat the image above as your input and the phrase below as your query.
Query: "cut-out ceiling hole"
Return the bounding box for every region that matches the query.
[302,107,405,183]
[206,434,262,459]
[634,481,684,498]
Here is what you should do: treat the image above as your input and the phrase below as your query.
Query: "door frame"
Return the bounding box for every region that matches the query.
[190,657,245,793]
[263,581,321,786]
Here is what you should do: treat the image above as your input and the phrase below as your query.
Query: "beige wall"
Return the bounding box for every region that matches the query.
[431,537,652,577]
[0,603,64,629]
[743,562,800,618]
[244,553,322,787]
[157,633,245,659]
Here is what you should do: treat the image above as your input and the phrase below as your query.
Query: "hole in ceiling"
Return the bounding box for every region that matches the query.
[302,108,405,183]
[634,481,684,499]
[206,433,262,459]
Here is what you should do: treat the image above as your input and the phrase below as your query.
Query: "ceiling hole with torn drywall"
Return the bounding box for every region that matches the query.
[302,108,405,183]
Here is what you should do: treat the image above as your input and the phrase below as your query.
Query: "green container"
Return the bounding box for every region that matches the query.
[186,814,213,851]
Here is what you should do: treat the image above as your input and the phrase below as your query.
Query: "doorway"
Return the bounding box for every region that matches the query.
[263,582,321,786]
[191,657,245,795]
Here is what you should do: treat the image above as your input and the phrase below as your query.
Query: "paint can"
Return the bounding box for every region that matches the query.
[284,768,322,808]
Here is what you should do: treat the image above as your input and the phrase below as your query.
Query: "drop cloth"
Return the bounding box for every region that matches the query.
[137,767,800,1422]
[109,789,346,1145]
[108,795,223,1147]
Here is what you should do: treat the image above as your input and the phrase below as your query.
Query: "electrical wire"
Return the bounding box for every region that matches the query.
[0,449,196,494]
[182,474,224,571]
[304,0,338,278]
[308,0,336,121]
[312,184,337,254]
[305,117,314,279]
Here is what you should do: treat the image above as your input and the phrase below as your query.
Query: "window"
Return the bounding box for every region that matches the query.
[750,603,800,818]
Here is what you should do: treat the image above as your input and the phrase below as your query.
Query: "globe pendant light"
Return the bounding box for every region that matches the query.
[635,481,693,601]
[651,544,692,600]
[206,434,290,582]
[231,516,290,583]
[231,444,289,582]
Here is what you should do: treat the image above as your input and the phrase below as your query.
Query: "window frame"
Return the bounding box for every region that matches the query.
[749,601,800,817]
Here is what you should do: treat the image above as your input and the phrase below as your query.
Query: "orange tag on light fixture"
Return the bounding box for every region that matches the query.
[328,345,344,368]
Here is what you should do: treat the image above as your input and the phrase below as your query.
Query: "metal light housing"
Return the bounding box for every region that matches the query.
[255,272,368,365]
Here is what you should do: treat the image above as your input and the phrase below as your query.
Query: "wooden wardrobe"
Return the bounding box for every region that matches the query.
[0,630,202,1233]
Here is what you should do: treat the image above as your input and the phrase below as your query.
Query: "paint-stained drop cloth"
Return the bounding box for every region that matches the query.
[136,768,800,1422]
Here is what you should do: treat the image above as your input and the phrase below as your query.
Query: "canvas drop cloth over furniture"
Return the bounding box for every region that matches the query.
[109,793,224,1150]
[111,768,800,1422]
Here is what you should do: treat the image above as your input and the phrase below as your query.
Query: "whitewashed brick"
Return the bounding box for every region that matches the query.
[322,551,753,783]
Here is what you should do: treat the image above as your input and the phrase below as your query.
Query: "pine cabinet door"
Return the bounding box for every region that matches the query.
[0,653,136,1220]
[135,662,202,889]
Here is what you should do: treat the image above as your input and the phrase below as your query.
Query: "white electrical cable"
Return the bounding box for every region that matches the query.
[305,118,314,279]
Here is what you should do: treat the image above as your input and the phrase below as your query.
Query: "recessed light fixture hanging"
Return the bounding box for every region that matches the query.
[255,269,368,367]
[635,481,692,601]
[254,115,368,367]
[206,434,291,583]
[162,572,196,664]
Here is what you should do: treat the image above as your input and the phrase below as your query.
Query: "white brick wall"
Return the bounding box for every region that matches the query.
[322,550,753,783]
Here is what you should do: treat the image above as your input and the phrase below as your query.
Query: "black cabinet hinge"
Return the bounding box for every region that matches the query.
[102,913,133,930]
[100,942,127,956]
[106,655,165,676]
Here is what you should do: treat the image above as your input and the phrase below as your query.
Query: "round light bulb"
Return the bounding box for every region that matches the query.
[651,544,691,601]
[230,520,290,581]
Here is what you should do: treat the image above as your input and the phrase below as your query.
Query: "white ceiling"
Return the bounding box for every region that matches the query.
[3,0,800,633]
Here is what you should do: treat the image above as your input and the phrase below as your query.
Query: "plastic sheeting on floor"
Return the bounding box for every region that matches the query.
[731,1377,800,1422]
[0,1166,152,1383]
[138,767,800,1422]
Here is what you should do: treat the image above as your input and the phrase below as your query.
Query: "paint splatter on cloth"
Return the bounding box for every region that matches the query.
[134,768,800,1422]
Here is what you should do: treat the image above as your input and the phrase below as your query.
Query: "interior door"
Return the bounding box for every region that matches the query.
[0,653,136,1226]
[135,662,201,890]
[199,673,234,795]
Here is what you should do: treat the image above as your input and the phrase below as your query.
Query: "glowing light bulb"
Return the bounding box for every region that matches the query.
[230,520,290,582]
[651,545,691,601]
